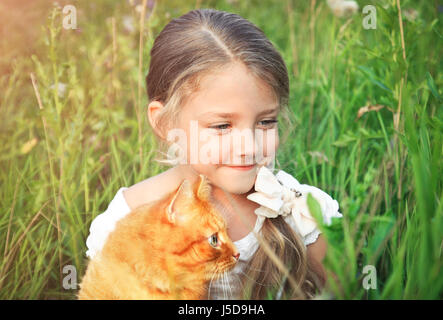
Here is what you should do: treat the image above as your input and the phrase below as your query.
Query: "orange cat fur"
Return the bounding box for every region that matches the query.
[78,175,239,300]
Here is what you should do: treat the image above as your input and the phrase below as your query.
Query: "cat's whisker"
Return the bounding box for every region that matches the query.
[207,268,218,300]
[224,272,229,300]
[225,271,234,299]
[222,272,227,299]
[221,271,227,300]
[223,271,231,299]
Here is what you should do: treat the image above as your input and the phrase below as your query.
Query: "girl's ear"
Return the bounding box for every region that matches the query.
[166,179,194,224]
[147,100,165,140]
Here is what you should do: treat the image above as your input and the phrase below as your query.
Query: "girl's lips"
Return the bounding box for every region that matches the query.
[226,164,256,171]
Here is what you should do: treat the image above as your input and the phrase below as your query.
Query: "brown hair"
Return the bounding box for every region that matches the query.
[145,8,324,299]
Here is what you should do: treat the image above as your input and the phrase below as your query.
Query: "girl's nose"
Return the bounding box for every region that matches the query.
[233,252,240,260]
[232,130,257,165]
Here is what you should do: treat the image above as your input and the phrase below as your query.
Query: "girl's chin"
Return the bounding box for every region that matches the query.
[219,182,256,195]
[190,164,258,194]
[216,166,258,193]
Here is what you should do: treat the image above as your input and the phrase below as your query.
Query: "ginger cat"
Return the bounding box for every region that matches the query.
[78,175,239,300]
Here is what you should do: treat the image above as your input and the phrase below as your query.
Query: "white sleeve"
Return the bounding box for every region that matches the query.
[296,185,343,246]
[284,206,342,247]
[284,215,322,247]
[275,169,343,246]
[303,228,322,246]
[85,187,131,259]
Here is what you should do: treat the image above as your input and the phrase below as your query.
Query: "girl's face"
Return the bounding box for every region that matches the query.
[173,62,280,195]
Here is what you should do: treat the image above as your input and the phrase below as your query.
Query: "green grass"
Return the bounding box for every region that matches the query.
[0,0,441,299]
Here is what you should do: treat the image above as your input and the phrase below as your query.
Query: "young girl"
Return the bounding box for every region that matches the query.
[85,8,342,300]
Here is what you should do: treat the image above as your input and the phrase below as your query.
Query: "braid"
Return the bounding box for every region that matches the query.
[241,216,325,299]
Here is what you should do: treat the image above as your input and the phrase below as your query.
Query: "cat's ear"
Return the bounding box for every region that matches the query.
[196,174,211,201]
[166,179,193,224]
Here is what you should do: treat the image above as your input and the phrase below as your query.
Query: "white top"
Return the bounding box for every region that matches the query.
[85,187,328,299]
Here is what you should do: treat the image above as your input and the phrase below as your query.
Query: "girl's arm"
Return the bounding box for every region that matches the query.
[306,234,328,286]
[306,234,327,261]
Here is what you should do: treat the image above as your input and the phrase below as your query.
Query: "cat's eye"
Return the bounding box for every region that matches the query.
[208,234,219,248]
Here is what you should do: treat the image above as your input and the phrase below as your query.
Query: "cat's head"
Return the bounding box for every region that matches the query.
[164,174,240,279]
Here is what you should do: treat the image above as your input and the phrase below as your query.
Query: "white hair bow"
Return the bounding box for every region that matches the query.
[247,166,342,237]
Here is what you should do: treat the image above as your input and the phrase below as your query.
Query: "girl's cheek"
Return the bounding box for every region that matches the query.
[198,131,230,165]
[222,135,233,164]
[260,128,279,157]
[190,128,279,165]
[274,131,280,153]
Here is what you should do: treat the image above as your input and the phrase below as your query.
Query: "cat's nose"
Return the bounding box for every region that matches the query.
[233,252,240,261]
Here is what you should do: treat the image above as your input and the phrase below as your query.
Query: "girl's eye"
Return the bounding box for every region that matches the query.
[208,234,219,248]
[210,123,230,134]
[259,119,278,127]
[210,124,231,131]
[209,119,277,133]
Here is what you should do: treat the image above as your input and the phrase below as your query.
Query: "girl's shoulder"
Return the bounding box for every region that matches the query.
[122,167,183,211]
[86,167,183,259]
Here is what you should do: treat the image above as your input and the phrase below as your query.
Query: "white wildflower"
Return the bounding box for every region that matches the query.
[327,0,359,18]
[122,15,135,33]
[49,82,67,98]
